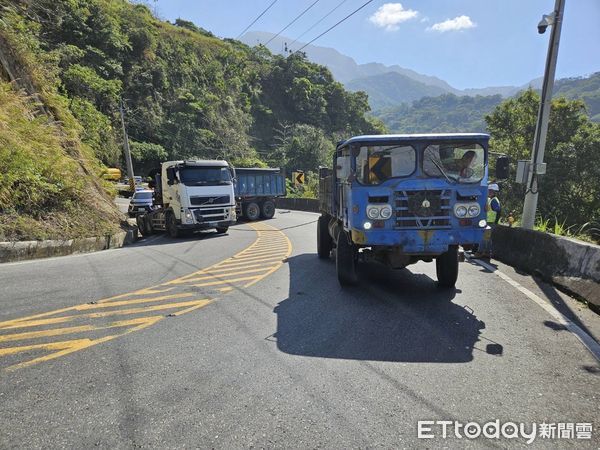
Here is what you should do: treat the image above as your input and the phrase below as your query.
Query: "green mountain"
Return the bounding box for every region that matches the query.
[375,73,600,134]
[553,72,600,121]
[346,72,448,110]
[375,94,503,133]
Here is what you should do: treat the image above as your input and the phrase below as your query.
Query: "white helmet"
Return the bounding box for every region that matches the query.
[488,183,499,191]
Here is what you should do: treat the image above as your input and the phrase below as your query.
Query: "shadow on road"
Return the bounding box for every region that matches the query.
[274,254,498,363]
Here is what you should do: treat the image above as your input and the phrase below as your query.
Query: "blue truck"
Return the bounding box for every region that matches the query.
[235,167,286,221]
[317,133,509,288]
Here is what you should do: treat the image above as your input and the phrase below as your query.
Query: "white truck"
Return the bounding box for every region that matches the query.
[136,160,237,238]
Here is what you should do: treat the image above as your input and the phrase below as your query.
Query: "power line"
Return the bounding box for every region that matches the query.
[264,0,322,47]
[288,0,349,50]
[236,0,279,40]
[295,0,375,53]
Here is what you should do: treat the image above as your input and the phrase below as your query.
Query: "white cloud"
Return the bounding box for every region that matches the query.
[428,15,476,32]
[369,3,419,31]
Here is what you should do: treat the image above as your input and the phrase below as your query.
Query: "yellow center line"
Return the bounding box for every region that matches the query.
[192,263,273,275]
[0,292,190,330]
[167,267,274,284]
[191,275,263,287]
[0,299,212,330]
[213,255,286,267]
[0,313,204,343]
[1,221,292,371]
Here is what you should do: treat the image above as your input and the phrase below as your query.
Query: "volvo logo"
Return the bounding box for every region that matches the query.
[422,199,431,208]
[208,198,215,203]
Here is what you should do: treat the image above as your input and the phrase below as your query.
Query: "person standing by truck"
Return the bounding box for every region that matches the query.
[486,183,501,225]
[474,183,501,258]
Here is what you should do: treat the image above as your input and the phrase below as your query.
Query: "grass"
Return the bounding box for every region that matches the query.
[0,81,122,241]
[531,216,600,245]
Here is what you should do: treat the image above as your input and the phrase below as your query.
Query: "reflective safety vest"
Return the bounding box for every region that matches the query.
[487,196,500,223]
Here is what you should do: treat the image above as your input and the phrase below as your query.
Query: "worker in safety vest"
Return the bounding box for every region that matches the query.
[473,183,501,259]
[486,183,501,224]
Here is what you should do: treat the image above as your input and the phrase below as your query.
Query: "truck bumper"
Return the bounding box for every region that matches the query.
[179,219,235,230]
[351,228,485,255]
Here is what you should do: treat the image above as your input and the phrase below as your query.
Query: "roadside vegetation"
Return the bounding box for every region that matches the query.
[0,0,379,241]
[0,0,597,244]
[486,90,600,243]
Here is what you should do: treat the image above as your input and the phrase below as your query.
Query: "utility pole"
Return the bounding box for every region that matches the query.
[119,98,135,193]
[521,0,565,229]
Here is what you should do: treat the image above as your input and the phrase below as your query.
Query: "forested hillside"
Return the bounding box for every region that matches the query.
[1,0,380,174]
[375,94,503,133]
[375,73,600,134]
[346,72,448,110]
[553,72,600,121]
[0,0,381,240]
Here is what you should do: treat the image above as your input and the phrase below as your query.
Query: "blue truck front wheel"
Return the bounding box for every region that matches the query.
[336,230,358,286]
[436,245,459,288]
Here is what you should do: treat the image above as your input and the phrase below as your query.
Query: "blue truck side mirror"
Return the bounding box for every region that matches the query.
[495,156,510,180]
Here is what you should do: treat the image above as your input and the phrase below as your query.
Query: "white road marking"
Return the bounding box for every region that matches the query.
[469,257,600,363]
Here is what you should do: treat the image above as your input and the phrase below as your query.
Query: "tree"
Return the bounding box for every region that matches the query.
[485,90,600,230]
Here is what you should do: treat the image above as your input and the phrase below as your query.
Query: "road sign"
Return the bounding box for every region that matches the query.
[293,171,305,186]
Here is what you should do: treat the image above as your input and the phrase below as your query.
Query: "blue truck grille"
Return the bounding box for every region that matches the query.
[394,189,452,229]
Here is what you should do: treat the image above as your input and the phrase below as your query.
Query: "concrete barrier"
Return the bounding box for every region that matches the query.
[0,227,138,264]
[492,225,600,307]
[277,197,319,213]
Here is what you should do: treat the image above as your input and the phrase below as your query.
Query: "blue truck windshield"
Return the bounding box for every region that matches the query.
[179,167,232,186]
[423,142,485,183]
[356,145,416,185]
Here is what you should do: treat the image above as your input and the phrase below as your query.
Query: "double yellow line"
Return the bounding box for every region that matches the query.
[0,222,292,371]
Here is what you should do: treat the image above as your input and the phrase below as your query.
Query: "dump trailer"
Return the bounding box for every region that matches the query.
[318,133,509,288]
[234,167,286,220]
[136,160,237,238]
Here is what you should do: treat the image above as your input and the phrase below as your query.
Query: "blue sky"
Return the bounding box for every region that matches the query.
[150,0,600,89]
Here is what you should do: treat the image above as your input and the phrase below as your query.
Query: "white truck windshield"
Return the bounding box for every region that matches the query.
[179,167,232,186]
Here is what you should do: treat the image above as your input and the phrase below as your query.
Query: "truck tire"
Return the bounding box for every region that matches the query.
[215,227,228,234]
[436,245,459,288]
[317,215,332,259]
[260,200,275,219]
[336,229,357,286]
[244,202,261,221]
[167,213,180,238]
[136,215,147,237]
[145,217,154,236]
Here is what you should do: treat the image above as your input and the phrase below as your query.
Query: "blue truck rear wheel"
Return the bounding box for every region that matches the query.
[317,215,332,259]
[336,230,358,285]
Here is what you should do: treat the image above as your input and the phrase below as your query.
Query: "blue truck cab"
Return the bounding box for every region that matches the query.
[318,133,503,287]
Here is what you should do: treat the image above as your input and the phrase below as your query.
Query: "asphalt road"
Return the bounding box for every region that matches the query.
[1,210,599,448]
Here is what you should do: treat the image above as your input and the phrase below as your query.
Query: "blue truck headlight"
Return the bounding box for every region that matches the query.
[366,204,393,220]
[455,205,468,218]
[454,203,480,218]
[468,205,480,217]
[367,207,380,220]
[379,205,392,219]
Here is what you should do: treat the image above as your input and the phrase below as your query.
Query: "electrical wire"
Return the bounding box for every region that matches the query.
[236,0,279,40]
[295,0,375,53]
[288,0,349,50]
[264,0,322,47]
